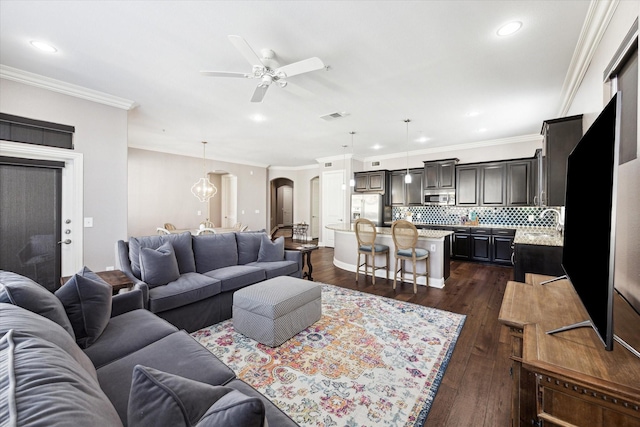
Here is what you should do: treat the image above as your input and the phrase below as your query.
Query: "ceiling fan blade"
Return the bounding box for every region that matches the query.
[277,57,325,78]
[250,85,269,103]
[228,35,265,67]
[200,71,251,78]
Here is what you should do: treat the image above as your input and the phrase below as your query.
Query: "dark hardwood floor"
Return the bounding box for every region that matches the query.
[306,245,513,427]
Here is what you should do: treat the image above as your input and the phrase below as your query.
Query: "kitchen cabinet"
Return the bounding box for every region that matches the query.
[456,165,480,206]
[506,160,534,206]
[539,115,583,206]
[389,168,423,206]
[452,227,515,264]
[470,227,492,261]
[353,171,387,193]
[513,243,563,282]
[451,227,471,259]
[492,229,516,265]
[423,159,458,190]
[480,163,506,206]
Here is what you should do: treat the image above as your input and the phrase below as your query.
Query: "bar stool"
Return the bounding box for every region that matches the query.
[391,219,429,293]
[354,218,389,285]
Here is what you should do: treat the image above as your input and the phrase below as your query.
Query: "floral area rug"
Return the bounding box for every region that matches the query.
[191,284,466,427]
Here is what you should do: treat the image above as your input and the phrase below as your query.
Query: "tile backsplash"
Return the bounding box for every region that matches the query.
[391,206,561,228]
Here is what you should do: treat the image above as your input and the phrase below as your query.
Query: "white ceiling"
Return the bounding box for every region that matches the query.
[0,1,591,167]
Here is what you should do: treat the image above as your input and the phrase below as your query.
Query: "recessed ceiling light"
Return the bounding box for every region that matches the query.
[372,144,382,150]
[30,40,58,53]
[416,136,430,143]
[497,21,522,37]
[466,111,480,117]
[250,114,266,122]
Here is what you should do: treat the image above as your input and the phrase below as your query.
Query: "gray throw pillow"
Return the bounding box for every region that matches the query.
[0,270,75,339]
[2,329,124,427]
[257,235,285,262]
[128,232,195,278]
[139,242,180,288]
[55,266,112,349]
[128,365,265,427]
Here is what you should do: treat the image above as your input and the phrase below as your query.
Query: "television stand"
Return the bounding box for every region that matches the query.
[499,274,640,427]
[547,319,640,359]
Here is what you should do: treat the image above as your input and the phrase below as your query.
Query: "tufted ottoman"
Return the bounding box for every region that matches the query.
[232,276,322,347]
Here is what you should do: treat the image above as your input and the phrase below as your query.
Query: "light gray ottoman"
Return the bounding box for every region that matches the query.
[232,276,322,347]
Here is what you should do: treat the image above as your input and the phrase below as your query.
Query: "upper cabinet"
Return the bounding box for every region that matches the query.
[424,159,458,190]
[353,170,388,193]
[390,168,424,206]
[456,158,535,207]
[539,115,583,206]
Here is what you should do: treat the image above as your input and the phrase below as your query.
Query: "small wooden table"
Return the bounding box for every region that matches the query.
[285,242,318,281]
[60,269,133,294]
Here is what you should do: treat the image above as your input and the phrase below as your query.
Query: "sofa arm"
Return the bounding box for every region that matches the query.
[284,250,303,273]
[111,289,144,317]
[133,282,150,310]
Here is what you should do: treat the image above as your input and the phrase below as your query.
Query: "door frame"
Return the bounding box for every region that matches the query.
[0,141,84,275]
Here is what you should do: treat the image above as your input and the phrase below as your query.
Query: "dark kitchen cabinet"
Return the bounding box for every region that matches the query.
[424,159,458,190]
[513,243,564,282]
[354,171,387,193]
[452,227,471,259]
[390,168,423,206]
[480,163,506,206]
[456,166,480,206]
[492,229,516,265]
[539,115,583,206]
[452,227,515,264]
[506,160,534,206]
[470,227,492,262]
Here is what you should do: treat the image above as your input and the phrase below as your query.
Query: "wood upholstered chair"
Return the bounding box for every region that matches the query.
[195,228,216,235]
[163,223,176,231]
[391,219,429,293]
[354,218,389,285]
[156,227,170,235]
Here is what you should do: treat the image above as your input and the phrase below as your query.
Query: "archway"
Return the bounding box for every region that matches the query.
[270,178,294,234]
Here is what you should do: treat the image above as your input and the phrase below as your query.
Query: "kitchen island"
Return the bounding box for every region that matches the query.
[325,223,453,288]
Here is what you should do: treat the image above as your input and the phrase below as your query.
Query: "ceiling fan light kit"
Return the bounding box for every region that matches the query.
[201,35,325,103]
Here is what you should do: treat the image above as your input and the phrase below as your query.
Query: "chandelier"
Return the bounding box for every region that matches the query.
[191,141,217,202]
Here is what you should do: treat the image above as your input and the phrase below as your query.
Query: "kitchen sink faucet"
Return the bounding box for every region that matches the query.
[539,207,565,232]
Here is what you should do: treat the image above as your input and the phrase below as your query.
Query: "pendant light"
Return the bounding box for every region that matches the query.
[404,119,412,184]
[349,131,356,187]
[191,141,218,202]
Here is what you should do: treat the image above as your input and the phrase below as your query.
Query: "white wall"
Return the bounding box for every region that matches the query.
[128,148,268,237]
[566,1,640,309]
[0,78,128,271]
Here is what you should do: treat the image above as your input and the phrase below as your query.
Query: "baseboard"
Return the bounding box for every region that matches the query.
[333,259,445,289]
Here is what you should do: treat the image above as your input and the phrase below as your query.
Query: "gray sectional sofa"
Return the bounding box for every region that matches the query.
[0,269,299,426]
[116,231,302,332]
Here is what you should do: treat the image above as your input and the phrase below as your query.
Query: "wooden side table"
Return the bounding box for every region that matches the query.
[60,269,133,294]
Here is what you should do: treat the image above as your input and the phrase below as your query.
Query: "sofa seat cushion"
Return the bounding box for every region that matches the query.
[148,273,221,314]
[83,309,178,369]
[0,270,75,339]
[202,265,265,293]
[248,260,299,280]
[0,303,98,381]
[128,232,196,279]
[226,379,299,427]
[2,329,123,427]
[193,233,239,273]
[96,330,236,425]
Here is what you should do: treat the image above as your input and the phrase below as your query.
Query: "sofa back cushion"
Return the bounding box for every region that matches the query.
[235,232,269,265]
[1,329,123,427]
[0,303,98,381]
[0,270,75,339]
[193,233,238,273]
[128,232,195,279]
[55,267,113,349]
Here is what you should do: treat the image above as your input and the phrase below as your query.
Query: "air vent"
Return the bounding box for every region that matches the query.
[320,111,349,121]
[372,161,381,167]
[324,162,332,167]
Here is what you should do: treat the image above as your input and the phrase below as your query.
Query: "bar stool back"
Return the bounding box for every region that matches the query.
[391,220,429,293]
[354,218,389,285]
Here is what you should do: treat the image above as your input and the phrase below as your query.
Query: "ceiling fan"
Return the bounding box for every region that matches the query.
[200,35,325,103]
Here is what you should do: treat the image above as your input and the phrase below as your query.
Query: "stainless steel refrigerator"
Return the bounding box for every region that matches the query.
[351,194,384,226]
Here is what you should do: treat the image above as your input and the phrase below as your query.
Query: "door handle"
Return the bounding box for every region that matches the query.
[58,239,72,245]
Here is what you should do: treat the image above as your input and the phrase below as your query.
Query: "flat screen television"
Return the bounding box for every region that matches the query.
[556,92,621,351]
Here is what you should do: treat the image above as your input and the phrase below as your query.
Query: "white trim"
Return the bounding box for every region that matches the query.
[0,65,136,111]
[0,141,84,275]
[557,0,620,116]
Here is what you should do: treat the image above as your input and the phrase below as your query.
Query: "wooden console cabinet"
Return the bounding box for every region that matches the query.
[499,274,640,427]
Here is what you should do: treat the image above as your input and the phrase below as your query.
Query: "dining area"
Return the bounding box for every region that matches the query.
[156,221,248,236]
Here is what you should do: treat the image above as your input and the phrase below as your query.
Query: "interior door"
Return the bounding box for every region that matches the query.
[310,177,319,238]
[0,158,63,291]
[222,174,237,228]
[321,170,345,247]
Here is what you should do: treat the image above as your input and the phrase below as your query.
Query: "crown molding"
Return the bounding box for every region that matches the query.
[128,144,270,169]
[0,64,136,110]
[557,0,620,116]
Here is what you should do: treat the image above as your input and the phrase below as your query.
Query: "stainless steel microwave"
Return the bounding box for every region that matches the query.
[424,190,455,206]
